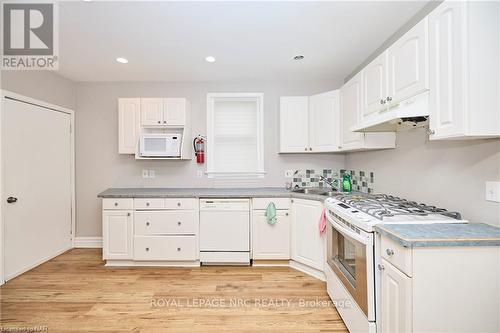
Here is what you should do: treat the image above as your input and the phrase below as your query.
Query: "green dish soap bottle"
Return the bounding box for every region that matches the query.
[342,174,352,192]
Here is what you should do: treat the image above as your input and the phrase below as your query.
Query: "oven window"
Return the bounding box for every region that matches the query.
[338,234,357,284]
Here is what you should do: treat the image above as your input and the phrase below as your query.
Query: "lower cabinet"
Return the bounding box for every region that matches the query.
[379,258,412,333]
[102,210,133,260]
[291,198,325,270]
[252,210,290,260]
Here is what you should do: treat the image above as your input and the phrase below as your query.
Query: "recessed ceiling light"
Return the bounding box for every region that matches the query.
[116,57,128,64]
[83,0,92,2]
[205,56,216,63]
[293,55,305,61]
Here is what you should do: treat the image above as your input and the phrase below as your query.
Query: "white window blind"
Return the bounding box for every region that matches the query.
[207,93,265,179]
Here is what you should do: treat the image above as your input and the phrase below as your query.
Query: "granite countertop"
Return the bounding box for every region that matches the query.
[97,187,335,202]
[374,223,500,248]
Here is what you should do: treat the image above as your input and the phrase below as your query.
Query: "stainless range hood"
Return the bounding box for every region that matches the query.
[351,91,429,132]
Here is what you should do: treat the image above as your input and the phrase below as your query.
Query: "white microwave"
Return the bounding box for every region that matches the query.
[139,134,182,157]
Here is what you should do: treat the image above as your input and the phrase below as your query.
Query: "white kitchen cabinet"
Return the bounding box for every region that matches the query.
[309,90,340,152]
[428,1,500,139]
[102,210,133,260]
[252,210,290,260]
[163,98,187,126]
[340,73,396,151]
[291,199,325,271]
[140,98,164,126]
[362,51,388,120]
[388,18,429,105]
[379,258,412,333]
[279,96,310,152]
[118,98,141,154]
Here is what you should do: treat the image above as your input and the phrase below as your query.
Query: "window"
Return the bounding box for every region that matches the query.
[207,93,265,179]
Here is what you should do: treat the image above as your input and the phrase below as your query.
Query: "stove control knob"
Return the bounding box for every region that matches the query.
[386,249,395,256]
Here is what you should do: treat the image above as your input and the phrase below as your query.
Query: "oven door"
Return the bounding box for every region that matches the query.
[326,212,374,319]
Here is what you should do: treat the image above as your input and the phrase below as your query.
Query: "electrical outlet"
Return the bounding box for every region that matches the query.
[486,181,500,202]
[149,170,156,178]
[285,170,294,178]
[197,170,204,178]
[142,170,149,179]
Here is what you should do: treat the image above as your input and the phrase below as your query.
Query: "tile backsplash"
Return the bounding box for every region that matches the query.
[292,168,375,194]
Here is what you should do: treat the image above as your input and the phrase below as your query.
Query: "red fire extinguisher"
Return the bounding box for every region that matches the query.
[193,135,205,164]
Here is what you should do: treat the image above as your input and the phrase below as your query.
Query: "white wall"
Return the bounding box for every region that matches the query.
[346,129,500,226]
[75,80,345,237]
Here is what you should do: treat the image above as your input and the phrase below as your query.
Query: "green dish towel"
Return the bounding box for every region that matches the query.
[265,202,277,225]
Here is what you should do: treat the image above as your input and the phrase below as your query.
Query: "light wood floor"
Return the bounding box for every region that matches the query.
[0,249,348,332]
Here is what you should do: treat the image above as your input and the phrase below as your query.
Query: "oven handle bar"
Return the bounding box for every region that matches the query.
[326,213,373,246]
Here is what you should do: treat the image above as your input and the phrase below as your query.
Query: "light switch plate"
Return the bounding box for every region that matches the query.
[142,170,149,179]
[149,170,156,178]
[197,170,204,178]
[485,181,500,202]
[285,170,294,178]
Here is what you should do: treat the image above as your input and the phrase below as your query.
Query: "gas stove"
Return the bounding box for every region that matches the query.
[325,193,467,232]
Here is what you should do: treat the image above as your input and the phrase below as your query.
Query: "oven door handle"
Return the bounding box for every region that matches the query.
[327,213,372,246]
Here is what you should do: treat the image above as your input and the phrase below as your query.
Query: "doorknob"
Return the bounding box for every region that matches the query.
[7,197,17,204]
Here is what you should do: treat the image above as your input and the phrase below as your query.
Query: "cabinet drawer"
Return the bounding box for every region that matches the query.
[133,236,196,261]
[380,235,412,277]
[252,198,290,210]
[134,198,165,210]
[102,198,134,210]
[165,198,198,210]
[134,211,197,235]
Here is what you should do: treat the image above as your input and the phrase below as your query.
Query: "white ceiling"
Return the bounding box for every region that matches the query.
[58,1,429,83]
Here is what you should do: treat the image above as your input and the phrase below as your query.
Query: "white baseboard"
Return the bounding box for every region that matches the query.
[74,237,102,248]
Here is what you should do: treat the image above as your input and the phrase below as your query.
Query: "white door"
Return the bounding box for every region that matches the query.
[379,259,413,333]
[362,51,388,120]
[118,98,141,154]
[340,73,364,150]
[428,1,465,139]
[279,96,309,152]
[163,98,186,126]
[291,199,325,270]
[140,98,164,126]
[102,210,133,260]
[252,210,290,260]
[4,98,72,280]
[309,91,339,152]
[388,18,429,104]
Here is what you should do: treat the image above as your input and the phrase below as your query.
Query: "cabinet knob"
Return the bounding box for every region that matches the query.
[338,146,342,149]
[6,197,17,204]
[285,213,289,216]
[146,222,150,226]
[163,120,167,124]
[157,120,161,124]
[177,221,181,226]
[177,247,181,251]
[386,249,395,256]
[127,213,131,217]
[291,199,294,203]
[114,202,118,207]
[146,247,150,251]
[304,147,308,151]
[386,96,392,102]
[377,264,385,271]
[380,99,386,105]
[146,202,150,207]
[427,129,435,135]
[177,202,181,207]
[309,147,312,151]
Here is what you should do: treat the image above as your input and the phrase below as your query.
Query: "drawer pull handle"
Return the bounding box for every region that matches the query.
[386,249,395,256]
[177,221,181,226]
[146,247,150,251]
[146,222,150,226]
[114,202,118,207]
[177,247,181,251]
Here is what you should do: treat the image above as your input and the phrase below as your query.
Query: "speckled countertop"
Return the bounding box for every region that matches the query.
[375,223,500,248]
[97,187,335,202]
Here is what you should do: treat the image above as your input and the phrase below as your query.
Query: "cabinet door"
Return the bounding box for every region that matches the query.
[140,98,164,126]
[102,210,133,260]
[291,199,325,270]
[279,97,309,152]
[388,18,429,104]
[379,259,412,333]
[309,90,340,152]
[252,210,290,260]
[118,98,141,154]
[340,73,364,150]
[163,98,186,126]
[428,1,465,139]
[362,51,388,120]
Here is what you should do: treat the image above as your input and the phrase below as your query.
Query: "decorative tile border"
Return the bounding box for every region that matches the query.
[292,168,375,194]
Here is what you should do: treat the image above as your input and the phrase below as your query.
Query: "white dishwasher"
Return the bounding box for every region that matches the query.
[199,198,250,265]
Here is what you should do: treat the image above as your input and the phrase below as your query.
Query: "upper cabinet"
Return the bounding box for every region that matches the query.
[340,73,396,151]
[118,98,141,154]
[362,51,388,122]
[279,91,340,153]
[141,98,187,127]
[428,1,500,139]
